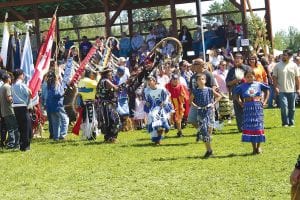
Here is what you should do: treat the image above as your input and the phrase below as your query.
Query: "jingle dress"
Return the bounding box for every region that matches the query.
[233,81,269,143]
[144,86,172,143]
[192,87,214,142]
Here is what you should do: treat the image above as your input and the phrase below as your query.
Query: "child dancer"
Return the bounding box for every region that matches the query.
[165,73,189,137]
[233,69,269,154]
[190,73,222,158]
[144,75,172,145]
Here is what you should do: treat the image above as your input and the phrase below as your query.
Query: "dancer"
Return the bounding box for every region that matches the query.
[190,73,222,158]
[165,73,189,137]
[96,67,122,143]
[144,75,172,145]
[233,69,269,154]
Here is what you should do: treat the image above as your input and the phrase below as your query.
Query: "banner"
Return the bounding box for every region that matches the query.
[20,27,34,85]
[0,13,9,67]
[29,14,56,97]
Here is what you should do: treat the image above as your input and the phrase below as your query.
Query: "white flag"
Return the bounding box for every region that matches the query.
[20,29,34,85]
[0,13,9,67]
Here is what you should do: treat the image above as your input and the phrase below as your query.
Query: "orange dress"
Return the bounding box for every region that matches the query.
[165,83,189,122]
[252,64,268,83]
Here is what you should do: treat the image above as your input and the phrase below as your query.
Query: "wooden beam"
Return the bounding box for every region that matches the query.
[128,9,133,37]
[264,0,273,48]
[170,0,178,37]
[240,0,248,38]
[109,0,128,26]
[0,0,63,9]
[7,7,26,22]
[33,4,41,49]
[103,0,111,37]
[229,0,241,10]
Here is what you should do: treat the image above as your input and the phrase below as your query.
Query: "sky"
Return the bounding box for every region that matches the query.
[176,0,299,35]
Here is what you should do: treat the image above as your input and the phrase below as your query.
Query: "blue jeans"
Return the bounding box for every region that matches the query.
[49,112,63,140]
[59,108,69,138]
[268,86,275,108]
[233,99,243,131]
[278,92,296,126]
[4,115,19,148]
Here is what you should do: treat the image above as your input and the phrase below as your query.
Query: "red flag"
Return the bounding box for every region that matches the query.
[29,15,56,97]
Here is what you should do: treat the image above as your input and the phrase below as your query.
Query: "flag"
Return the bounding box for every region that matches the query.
[29,14,56,97]
[20,28,34,85]
[0,13,9,67]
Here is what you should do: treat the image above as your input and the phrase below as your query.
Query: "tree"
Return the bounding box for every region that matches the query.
[205,0,241,25]
[273,31,288,50]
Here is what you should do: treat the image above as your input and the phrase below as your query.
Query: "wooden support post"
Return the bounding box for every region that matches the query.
[33,5,41,49]
[170,0,178,37]
[240,0,248,38]
[195,0,201,26]
[128,9,133,37]
[103,0,111,37]
[264,0,273,48]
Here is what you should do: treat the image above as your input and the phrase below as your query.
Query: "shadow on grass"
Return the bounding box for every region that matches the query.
[151,152,255,162]
[120,142,191,148]
[213,129,241,135]
[0,149,22,154]
[84,141,106,146]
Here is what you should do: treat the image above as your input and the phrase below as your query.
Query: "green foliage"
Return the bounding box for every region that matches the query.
[0,109,298,199]
[247,14,269,52]
[287,26,300,52]
[205,0,241,25]
[274,31,289,50]
[273,26,300,52]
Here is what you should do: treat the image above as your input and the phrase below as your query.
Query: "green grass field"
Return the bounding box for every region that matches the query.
[0,108,299,200]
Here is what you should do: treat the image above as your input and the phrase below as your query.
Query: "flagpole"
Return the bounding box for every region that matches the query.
[196,0,206,62]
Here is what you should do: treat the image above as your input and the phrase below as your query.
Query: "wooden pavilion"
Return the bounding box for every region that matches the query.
[0,0,273,47]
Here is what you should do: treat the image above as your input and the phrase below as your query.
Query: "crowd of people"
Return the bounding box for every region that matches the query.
[0,20,300,160]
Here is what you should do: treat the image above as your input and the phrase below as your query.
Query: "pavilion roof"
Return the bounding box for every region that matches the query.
[0,0,210,22]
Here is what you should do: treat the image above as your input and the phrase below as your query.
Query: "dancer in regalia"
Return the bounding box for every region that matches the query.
[96,67,122,143]
[165,73,189,137]
[233,69,269,154]
[190,73,222,158]
[73,69,99,140]
[144,75,172,145]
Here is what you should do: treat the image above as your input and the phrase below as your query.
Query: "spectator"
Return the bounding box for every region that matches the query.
[272,49,300,127]
[79,36,92,60]
[146,26,157,51]
[247,54,268,84]
[64,36,74,58]
[290,155,300,200]
[119,32,131,58]
[192,26,202,57]
[155,18,167,42]
[226,53,250,131]
[225,20,238,48]
[131,31,144,52]
[178,26,193,61]
[12,69,32,151]
[0,73,19,149]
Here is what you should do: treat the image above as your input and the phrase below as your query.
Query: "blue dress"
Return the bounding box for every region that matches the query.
[192,87,214,143]
[234,81,269,143]
[144,87,172,142]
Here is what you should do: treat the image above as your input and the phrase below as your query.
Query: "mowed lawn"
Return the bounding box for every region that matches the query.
[0,108,299,200]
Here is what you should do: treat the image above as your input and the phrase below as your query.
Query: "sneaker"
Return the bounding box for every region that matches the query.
[203,150,213,158]
[177,131,183,137]
[196,132,201,142]
[283,125,289,127]
[289,124,295,127]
